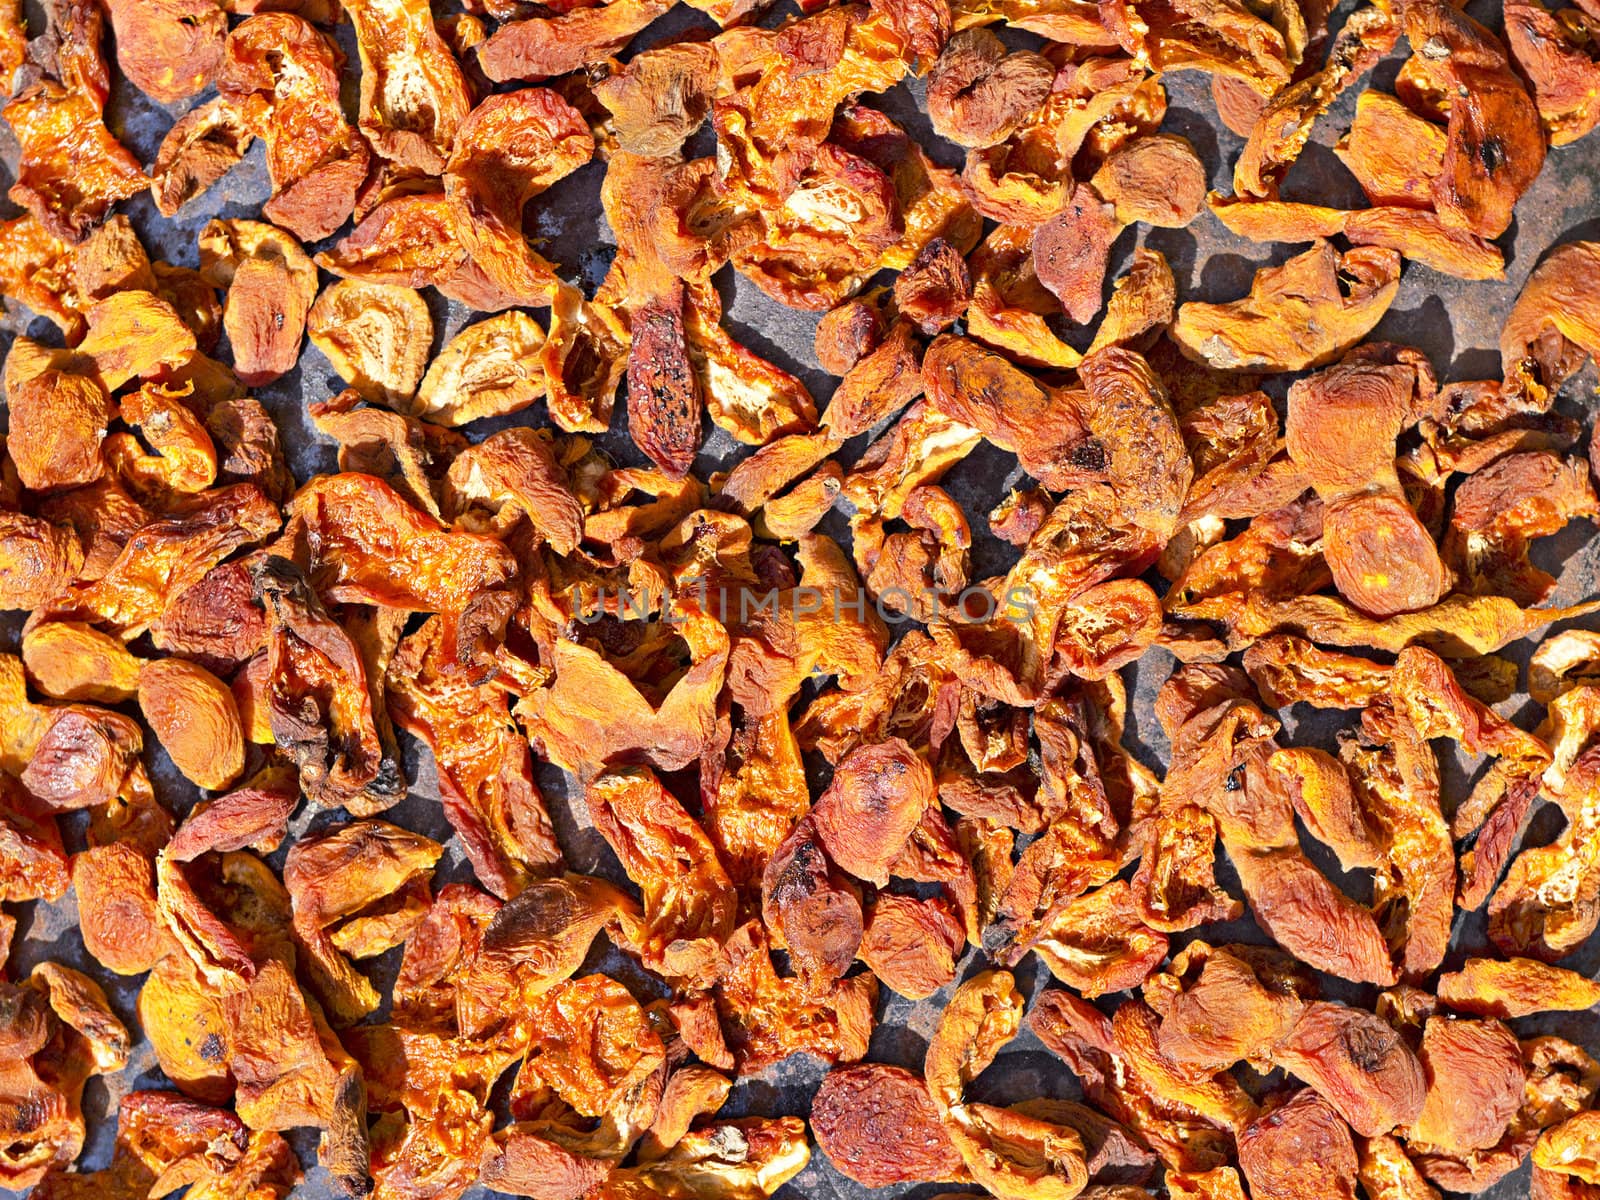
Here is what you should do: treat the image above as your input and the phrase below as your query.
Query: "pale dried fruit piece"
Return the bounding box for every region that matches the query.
[286,819,442,1025]
[1536,1110,1600,1184]
[306,280,432,405]
[1500,240,1600,392]
[593,42,717,157]
[199,219,318,388]
[812,1063,966,1186]
[926,971,1090,1199]
[415,311,547,426]
[345,0,471,173]
[22,621,142,703]
[1171,242,1401,372]
[138,657,245,792]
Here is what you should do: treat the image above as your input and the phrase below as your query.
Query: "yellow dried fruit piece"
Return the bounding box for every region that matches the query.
[307,279,433,405]
[415,310,548,426]
[22,620,144,703]
[138,657,246,791]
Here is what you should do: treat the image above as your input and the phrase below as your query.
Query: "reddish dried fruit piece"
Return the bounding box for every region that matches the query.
[812,1063,966,1186]
[1506,0,1600,147]
[217,14,370,241]
[475,0,674,84]
[1272,1001,1425,1137]
[627,283,704,480]
[1032,184,1120,326]
[859,892,963,999]
[1172,242,1401,372]
[102,0,225,104]
[811,737,935,885]
[1237,1089,1359,1200]
[926,29,1054,148]
[761,815,862,994]
[593,43,717,158]
[149,99,255,220]
[1411,1016,1526,1154]
[0,773,70,903]
[894,239,973,335]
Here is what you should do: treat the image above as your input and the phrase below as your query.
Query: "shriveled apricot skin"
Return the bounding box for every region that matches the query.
[138,658,246,792]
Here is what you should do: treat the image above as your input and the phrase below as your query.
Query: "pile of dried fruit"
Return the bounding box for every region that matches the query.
[4,0,1600,1192]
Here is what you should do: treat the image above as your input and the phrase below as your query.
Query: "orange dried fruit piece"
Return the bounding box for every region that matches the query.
[101,0,225,104]
[860,891,964,1000]
[415,311,548,426]
[1537,1110,1600,1184]
[1335,90,1447,207]
[386,613,563,899]
[137,657,246,792]
[306,280,432,405]
[1411,1015,1526,1154]
[217,13,370,242]
[1438,957,1600,1018]
[5,368,114,492]
[70,841,171,975]
[253,555,405,815]
[926,971,1090,1199]
[1171,241,1401,372]
[22,620,142,703]
[199,219,318,388]
[925,28,1054,148]
[285,818,442,1025]
[443,88,594,306]
[585,766,736,987]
